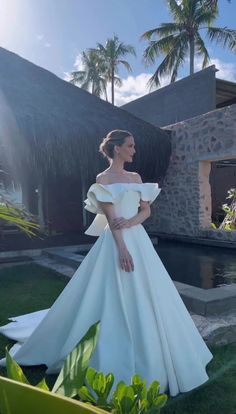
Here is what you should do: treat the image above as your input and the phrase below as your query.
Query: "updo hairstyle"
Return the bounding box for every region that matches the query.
[99,129,132,160]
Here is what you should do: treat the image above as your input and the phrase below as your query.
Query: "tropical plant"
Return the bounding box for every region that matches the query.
[92,35,136,104]
[70,50,108,100]
[79,368,167,414]
[1,320,167,414]
[220,188,236,230]
[0,376,107,414]
[141,0,236,88]
[0,188,39,237]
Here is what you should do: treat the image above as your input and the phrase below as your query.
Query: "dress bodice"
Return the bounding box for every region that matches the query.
[84,182,161,236]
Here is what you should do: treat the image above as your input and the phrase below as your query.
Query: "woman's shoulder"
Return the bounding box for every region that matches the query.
[96,171,142,185]
[96,171,111,185]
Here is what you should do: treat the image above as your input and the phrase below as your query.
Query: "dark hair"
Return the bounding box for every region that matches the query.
[99,129,132,160]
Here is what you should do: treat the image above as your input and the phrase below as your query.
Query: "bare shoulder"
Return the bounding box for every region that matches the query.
[96,172,110,185]
[129,172,142,183]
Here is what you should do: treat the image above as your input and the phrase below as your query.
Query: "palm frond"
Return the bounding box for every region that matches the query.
[116,43,136,58]
[147,35,184,88]
[0,200,39,237]
[207,26,236,51]
[118,60,132,72]
[168,0,183,22]
[141,23,183,41]
[195,6,218,25]
[70,71,86,85]
[114,77,122,87]
[195,33,211,68]
[170,36,189,82]
[203,0,230,10]
[143,34,180,65]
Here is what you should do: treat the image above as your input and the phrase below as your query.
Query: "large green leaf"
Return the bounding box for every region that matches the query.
[6,347,29,385]
[0,376,108,414]
[52,321,100,398]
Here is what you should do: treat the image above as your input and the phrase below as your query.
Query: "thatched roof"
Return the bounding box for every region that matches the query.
[0,47,171,184]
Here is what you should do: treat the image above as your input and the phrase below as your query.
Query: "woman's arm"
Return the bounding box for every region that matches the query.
[112,200,150,230]
[97,200,134,272]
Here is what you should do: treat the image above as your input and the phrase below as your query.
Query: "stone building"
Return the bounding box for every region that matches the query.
[148,103,236,243]
[122,67,236,243]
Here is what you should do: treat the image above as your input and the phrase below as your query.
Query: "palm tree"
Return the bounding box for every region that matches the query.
[70,49,108,100]
[92,35,136,105]
[141,0,236,88]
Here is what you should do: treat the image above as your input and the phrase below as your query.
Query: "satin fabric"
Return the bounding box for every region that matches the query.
[0,183,213,396]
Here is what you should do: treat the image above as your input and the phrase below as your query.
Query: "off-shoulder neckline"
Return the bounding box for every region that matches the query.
[94,182,158,186]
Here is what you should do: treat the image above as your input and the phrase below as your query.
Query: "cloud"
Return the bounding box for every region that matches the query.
[36,34,44,40]
[208,58,236,81]
[36,34,51,49]
[113,56,236,106]
[112,73,172,106]
[63,71,72,82]
[190,55,236,81]
[73,53,83,71]
[63,51,236,107]
[63,53,84,82]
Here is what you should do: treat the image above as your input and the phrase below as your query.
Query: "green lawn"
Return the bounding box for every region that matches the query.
[0,263,68,388]
[0,263,236,413]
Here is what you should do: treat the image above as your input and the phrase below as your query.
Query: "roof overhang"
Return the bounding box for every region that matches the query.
[216,77,236,108]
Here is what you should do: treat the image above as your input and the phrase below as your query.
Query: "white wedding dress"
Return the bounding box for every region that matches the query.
[0,183,213,396]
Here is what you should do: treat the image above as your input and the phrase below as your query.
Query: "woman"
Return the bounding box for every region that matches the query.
[0,129,213,396]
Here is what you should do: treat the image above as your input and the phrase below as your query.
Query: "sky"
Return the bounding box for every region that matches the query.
[0,0,236,105]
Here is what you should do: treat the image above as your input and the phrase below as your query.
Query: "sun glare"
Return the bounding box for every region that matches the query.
[0,0,23,45]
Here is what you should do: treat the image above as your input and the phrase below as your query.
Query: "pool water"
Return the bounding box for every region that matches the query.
[77,239,236,289]
[155,240,236,289]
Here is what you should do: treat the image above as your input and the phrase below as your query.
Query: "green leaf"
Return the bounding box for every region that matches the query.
[78,386,96,403]
[146,394,168,413]
[6,348,29,384]
[147,381,160,405]
[36,377,49,391]
[131,374,147,400]
[86,370,114,406]
[119,386,135,414]
[113,381,126,400]
[113,383,136,414]
[93,372,106,395]
[103,373,114,400]
[86,367,97,388]
[52,321,100,398]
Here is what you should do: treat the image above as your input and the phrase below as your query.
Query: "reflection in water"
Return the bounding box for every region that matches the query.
[155,240,236,289]
[77,240,236,290]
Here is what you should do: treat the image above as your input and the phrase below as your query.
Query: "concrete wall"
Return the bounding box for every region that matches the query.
[122,66,216,127]
[148,103,236,242]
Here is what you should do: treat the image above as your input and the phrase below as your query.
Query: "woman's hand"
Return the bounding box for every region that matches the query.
[118,246,134,272]
[111,217,131,230]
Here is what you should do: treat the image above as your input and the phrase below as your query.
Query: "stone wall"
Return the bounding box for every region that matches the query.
[148,103,236,242]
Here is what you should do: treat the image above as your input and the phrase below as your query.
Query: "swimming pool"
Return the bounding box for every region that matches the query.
[156,239,236,289]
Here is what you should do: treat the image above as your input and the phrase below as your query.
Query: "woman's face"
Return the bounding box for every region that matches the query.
[115,135,136,163]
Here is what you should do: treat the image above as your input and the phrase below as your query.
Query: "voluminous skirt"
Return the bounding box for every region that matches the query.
[0,224,213,396]
[0,183,213,397]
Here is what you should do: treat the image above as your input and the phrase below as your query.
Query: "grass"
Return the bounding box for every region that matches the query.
[0,263,236,413]
[0,263,69,388]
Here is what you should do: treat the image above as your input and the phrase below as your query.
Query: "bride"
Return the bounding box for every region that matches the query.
[0,129,213,397]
